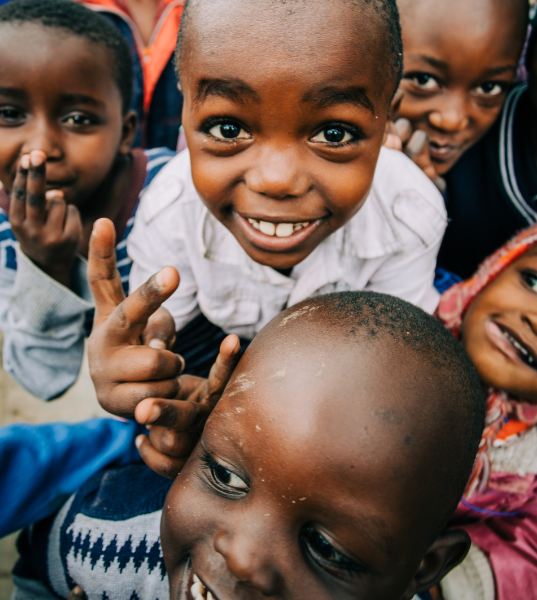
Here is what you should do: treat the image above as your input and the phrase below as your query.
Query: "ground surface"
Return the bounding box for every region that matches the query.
[0,331,105,599]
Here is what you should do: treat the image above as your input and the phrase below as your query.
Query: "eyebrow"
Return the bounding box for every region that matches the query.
[59,94,104,108]
[411,55,449,71]
[409,55,516,78]
[195,78,261,105]
[303,86,375,115]
[0,87,27,100]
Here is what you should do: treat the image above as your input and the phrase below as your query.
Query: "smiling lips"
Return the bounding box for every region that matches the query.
[428,141,458,162]
[236,212,322,253]
[486,320,537,371]
[190,574,215,600]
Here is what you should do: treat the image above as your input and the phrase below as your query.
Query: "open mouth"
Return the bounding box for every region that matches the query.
[235,213,323,253]
[487,321,537,371]
[190,574,216,600]
[428,141,458,162]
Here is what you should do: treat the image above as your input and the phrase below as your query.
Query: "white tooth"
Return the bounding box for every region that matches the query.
[275,223,294,237]
[193,574,201,584]
[207,593,215,600]
[293,224,303,231]
[191,582,205,597]
[259,221,276,236]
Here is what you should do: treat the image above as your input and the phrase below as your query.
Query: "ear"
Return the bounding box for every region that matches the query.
[118,109,138,156]
[402,529,471,599]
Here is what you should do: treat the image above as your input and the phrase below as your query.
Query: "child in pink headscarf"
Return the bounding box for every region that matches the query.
[436,224,537,600]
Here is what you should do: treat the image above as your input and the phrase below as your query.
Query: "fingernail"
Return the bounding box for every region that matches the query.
[135,435,143,449]
[20,155,30,169]
[155,268,167,289]
[178,354,185,372]
[30,150,45,167]
[45,190,64,201]
[147,406,161,423]
[149,338,166,350]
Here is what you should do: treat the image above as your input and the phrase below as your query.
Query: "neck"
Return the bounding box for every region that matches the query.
[78,153,133,258]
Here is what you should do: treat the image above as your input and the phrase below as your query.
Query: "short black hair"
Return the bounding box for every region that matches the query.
[0,0,133,114]
[273,291,485,539]
[175,0,403,90]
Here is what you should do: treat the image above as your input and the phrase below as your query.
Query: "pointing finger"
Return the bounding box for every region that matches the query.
[25,150,47,223]
[9,154,29,225]
[88,218,125,323]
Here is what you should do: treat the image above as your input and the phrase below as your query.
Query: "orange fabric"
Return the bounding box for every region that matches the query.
[496,419,532,441]
[80,0,184,112]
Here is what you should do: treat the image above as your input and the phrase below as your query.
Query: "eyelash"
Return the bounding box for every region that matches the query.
[200,118,362,148]
[521,269,537,291]
[301,526,368,578]
[199,450,249,497]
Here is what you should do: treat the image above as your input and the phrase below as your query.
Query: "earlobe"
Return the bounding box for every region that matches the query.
[402,529,471,599]
[118,110,138,155]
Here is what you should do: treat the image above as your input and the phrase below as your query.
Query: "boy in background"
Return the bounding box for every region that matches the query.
[0,0,175,400]
[385,0,529,278]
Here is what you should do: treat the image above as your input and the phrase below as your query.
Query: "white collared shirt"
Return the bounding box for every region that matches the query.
[128,147,447,337]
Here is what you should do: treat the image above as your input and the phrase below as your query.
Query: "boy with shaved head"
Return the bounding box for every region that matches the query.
[90,0,447,387]
[12,288,485,600]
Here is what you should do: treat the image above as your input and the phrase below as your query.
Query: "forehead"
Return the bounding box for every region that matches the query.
[0,22,119,100]
[203,333,441,541]
[401,0,524,65]
[180,0,393,106]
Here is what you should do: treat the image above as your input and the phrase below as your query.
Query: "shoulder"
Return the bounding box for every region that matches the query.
[349,148,447,258]
[28,465,173,600]
[134,149,205,233]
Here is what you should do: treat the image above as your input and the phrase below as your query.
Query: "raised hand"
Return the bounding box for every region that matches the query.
[87,218,181,417]
[87,218,241,478]
[134,334,241,478]
[10,150,82,287]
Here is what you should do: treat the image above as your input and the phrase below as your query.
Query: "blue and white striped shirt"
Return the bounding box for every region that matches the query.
[0,147,175,401]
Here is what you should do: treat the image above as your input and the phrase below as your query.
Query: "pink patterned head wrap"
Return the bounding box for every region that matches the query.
[437,224,537,496]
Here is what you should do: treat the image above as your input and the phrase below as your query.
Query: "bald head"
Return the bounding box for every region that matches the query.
[232,292,484,540]
[176,0,403,86]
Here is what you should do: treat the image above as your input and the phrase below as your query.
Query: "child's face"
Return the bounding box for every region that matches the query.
[179,0,395,270]
[462,247,537,401]
[162,328,458,600]
[397,0,525,175]
[0,23,135,207]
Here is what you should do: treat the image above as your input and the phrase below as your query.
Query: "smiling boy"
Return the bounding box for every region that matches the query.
[12,292,485,600]
[90,0,446,399]
[392,0,527,178]
[0,0,176,400]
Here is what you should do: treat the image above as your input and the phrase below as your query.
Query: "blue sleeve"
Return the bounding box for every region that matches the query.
[0,418,144,538]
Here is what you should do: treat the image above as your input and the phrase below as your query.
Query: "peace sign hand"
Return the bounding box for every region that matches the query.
[87,218,241,478]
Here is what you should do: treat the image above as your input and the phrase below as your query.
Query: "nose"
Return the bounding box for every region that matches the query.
[427,94,470,133]
[213,522,284,596]
[246,143,310,200]
[21,115,63,161]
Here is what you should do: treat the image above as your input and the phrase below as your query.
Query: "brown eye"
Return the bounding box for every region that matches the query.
[208,122,251,141]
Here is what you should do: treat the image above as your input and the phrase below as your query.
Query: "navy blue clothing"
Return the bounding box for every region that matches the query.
[0,419,144,539]
[438,84,537,279]
[14,465,171,599]
[94,12,183,150]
